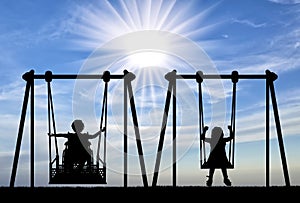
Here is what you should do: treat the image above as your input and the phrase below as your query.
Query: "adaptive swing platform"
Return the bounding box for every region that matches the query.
[49,165,106,184]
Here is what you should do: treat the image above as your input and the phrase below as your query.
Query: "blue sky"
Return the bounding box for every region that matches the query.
[1,0,300,187]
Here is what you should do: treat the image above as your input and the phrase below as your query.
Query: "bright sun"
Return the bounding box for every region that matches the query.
[127,51,167,68]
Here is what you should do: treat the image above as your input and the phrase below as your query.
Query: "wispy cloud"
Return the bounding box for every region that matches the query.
[268,0,300,4]
[0,81,25,101]
[232,18,266,28]
[233,87,300,142]
[214,5,300,75]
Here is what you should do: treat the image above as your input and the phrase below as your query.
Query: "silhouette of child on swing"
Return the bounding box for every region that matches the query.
[55,119,104,171]
[201,126,233,186]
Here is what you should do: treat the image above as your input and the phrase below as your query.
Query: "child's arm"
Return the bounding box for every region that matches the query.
[48,132,71,138]
[89,127,106,139]
[200,126,210,142]
[224,125,234,142]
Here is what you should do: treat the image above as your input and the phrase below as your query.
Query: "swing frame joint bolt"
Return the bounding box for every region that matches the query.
[102,71,111,82]
[265,69,278,82]
[22,69,35,82]
[124,69,136,81]
[231,70,239,84]
[45,71,53,82]
[165,69,177,82]
[196,71,204,84]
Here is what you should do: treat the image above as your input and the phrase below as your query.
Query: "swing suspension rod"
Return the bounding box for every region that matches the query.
[228,71,238,166]
[96,72,109,167]
[47,81,59,170]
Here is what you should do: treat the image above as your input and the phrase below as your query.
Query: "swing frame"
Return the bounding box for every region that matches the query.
[10,69,149,188]
[152,69,290,187]
[9,69,291,188]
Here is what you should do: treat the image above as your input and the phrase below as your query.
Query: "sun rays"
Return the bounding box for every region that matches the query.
[70,0,221,48]
[68,0,228,175]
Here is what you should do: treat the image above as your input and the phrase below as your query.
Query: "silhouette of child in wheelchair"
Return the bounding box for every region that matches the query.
[55,119,103,172]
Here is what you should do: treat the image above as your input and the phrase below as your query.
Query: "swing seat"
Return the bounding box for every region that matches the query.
[49,164,107,184]
[201,161,234,169]
[49,144,107,184]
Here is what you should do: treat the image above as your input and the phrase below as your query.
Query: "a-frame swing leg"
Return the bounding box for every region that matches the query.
[172,71,177,187]
[152,70,176,187]
[30,70,35,188]
[124,73,128,187]
[266,76,270,187]
[124,70,148,187]
[10,70,34,187]
[267,72,290,186]
[10,81,31,187]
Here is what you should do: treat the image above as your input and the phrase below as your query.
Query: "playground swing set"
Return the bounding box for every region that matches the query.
[10,69,148,187]
[151,69,290,187]
[9,69,290,188]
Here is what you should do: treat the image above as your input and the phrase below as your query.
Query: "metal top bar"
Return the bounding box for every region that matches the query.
[34,73,266,80]
[23,69,277,81]
[177,74,267,80]
[171,69,277,81]
[22,69,128,82]
[33,74,124,80]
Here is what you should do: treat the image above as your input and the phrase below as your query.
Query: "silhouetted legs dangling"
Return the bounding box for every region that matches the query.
[206,168,231,186]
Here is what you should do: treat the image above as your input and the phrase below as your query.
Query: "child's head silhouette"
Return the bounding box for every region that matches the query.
[211,126,223,141]
[71,119,84,133]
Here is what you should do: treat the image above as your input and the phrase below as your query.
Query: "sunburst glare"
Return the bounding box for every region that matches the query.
[70,0,226,176]
[127,51,167,68]
[70,0,222,48]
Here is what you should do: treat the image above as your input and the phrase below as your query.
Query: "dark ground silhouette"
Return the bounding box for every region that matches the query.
[1,186,299,201]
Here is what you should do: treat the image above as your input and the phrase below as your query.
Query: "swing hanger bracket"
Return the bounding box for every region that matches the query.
[196,71,204,84]
[102,71,111,82]
[45,70,53,82]
[231,70,239,84]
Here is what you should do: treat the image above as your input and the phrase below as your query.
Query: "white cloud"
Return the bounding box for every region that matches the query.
[222,34,229,39]
[232,18,266,28]
[268,0,300,4]
[234,87,300,143]
[0,81,25,101]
